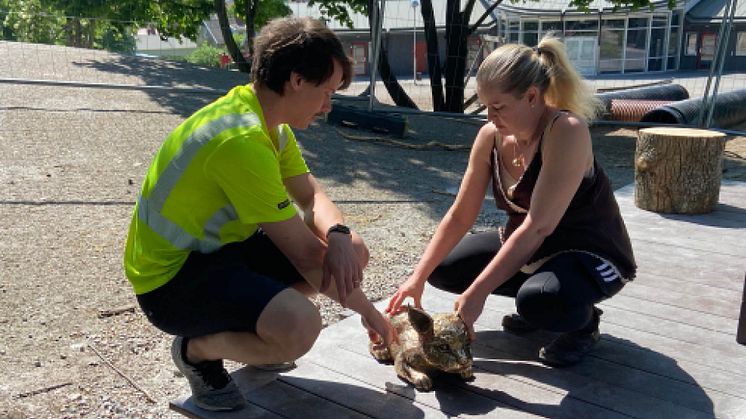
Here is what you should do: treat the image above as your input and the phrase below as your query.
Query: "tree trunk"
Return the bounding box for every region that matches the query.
[85,19,95,49]
[245,0,257,61]
[443,0,474,113]
[378,41,418,109]
[443,13,467,112]
[65,18,82,47]
[634,127,726,214]
[368,0,417,109]
[215,0,250,73]
[420,0,444,111]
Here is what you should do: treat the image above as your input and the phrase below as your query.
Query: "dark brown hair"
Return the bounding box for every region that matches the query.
[252,17,353,95]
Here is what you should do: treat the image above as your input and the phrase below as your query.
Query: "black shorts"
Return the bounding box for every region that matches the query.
[136,230,305,338]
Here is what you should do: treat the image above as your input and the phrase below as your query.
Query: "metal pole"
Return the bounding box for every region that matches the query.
[705,0,737,128]
[697,0,736,128]
[368,1,378,111]
[368,0,385,112]
[410,0,420,85]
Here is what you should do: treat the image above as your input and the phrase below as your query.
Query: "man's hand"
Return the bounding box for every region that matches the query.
[361,310,398,351]
[321,233,363,307]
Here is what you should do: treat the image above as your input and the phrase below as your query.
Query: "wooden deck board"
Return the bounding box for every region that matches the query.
[172,181,746,418]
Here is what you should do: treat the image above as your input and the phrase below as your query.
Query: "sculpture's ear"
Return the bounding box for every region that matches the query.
[408,306,434,336]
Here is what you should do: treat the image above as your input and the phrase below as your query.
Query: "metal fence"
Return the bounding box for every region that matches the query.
[1,6,745,126]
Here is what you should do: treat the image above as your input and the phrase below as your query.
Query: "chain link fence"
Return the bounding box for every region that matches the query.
[2,4,745,129]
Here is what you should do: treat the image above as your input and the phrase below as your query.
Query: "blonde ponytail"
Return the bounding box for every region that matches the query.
[476,34,601,122]
[537,36,601,122]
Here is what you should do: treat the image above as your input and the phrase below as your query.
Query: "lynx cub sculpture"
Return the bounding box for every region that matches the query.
[369,306,474,391]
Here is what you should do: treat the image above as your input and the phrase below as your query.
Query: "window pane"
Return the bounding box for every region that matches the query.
[599,59,623,73]
[648,58,662,71]
[685,32,697,55]
[600,30,624,60]
[629,18,649,28]
[652,15,667,28]
[667,56,677,70]
[737,32,746,56]
[649,28,666,57]
[542,21,562,31]
[626,29,647,60]
[668,30,679,55]
[523,32,538,47]
[603,19,625,29]
[671,12,680,26]
[541,21,562,37]
[523,21,538,31]
[566,20,597,31]
[625,59,645,72]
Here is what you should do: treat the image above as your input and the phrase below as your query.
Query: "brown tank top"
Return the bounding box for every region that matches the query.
[490,114,637,280]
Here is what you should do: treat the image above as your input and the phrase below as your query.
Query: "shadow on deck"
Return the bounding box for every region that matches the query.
[173,181,746,419]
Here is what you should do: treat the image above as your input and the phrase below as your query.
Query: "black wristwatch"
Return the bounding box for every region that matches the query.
[326,223,351,238]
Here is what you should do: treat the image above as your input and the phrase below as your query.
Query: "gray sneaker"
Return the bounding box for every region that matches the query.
[171,336,246,411]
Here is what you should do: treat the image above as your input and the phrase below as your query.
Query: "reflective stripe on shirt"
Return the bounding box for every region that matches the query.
[137,113,260,251]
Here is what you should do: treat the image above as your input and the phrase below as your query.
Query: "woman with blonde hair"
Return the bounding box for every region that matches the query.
[386,36,635,366]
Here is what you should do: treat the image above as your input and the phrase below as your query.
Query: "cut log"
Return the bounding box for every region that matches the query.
[634,127,726,214]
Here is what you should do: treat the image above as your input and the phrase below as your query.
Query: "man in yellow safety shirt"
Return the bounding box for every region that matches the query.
[124,17,395,411]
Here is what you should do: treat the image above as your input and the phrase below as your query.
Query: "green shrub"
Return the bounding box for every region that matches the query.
[186,43,224,67]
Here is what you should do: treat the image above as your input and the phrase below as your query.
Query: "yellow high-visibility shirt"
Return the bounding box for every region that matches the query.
[124,84,309,294]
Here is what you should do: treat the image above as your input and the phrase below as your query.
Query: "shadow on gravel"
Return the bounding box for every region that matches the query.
[73,55,479,219]
[78,55,647,219]
[75,55,247,117]
[296,108,481,220]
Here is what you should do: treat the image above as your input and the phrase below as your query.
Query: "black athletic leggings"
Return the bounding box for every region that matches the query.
[428,231,621,333]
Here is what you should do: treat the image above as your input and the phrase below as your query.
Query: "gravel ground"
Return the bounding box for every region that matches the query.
[2,43,745,418]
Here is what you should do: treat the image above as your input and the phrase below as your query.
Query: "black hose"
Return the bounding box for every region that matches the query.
[595,84,690,119]
[640,88,746,129]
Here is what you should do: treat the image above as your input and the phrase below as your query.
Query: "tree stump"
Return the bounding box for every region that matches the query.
[635,127,726,214]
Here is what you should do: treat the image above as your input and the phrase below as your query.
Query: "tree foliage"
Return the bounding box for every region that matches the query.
[308,0,366,29]
[0,0,290,62]
[137,0,213,41]
[2,0,65,44]
[222,0,292,73]
[309,0,418,108]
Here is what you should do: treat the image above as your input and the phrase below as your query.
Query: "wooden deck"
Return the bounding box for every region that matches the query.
[172,181,746,419]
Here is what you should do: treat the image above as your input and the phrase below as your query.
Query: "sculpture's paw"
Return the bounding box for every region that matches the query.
[459,367,475,381]
[411,375,433,392]
[369,346,392,363]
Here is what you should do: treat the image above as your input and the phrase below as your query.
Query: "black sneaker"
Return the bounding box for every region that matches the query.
[502,313,540,333]
[538,308,602,367]
[171,336,246,411]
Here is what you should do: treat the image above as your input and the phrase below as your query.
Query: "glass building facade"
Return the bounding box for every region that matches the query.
[494,8,685,75]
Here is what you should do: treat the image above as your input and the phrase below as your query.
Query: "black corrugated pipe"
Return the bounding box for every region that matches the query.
[595,84,690,120]
[641,88,746,129]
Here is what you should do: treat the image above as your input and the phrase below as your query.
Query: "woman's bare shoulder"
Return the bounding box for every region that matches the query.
[474,122,498,149]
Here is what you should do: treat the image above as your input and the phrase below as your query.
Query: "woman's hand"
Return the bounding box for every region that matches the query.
[361,310,398,350]
[385,275,426,315]
[454,291,486,342]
